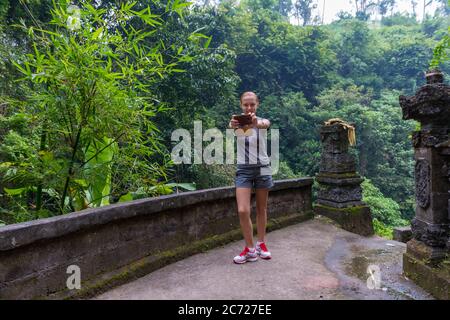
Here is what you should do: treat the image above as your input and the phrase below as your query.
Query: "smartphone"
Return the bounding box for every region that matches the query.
[233,114,253,126]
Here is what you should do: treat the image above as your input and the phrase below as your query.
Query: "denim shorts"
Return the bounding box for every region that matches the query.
[235,165,274,189]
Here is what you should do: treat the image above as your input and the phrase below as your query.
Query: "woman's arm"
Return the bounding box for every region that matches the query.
[249,114,270,129]
[256,118,270,129]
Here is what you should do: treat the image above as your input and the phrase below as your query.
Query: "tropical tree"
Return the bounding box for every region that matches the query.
[430,23,450,67]
[1,0,196,218]
[377,0,396,17]
[353,0,378,20]
[362,178,409,238]
[293,0,318,26]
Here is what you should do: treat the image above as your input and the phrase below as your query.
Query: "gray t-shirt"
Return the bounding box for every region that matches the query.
[236,116,271,168]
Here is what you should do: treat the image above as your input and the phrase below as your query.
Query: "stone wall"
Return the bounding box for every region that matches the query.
[0,178,313,300]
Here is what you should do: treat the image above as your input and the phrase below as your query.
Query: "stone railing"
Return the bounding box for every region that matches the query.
[0,178,313,300]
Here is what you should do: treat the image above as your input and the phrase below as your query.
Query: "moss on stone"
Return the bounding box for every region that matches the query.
[314,203,366,214]
[437,258,450,277]
[403,253,450,300]
[313,203,374,236]
[316,172,359,179]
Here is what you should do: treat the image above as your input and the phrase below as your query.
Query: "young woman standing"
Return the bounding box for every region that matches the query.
[228,91,274,264]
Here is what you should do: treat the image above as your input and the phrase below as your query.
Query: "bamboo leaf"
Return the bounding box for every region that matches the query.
[92,27,104,40]
[118,192,133,202]
[165,183,197,191]
[4,187,28,196]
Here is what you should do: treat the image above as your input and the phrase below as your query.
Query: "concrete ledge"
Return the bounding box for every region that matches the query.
[0,178,313,252]
[0,178,313,299]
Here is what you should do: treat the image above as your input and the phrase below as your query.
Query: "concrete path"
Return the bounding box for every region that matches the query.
[94,217,433,300]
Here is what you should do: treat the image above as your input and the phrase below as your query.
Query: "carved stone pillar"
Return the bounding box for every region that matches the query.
[314,121,374,236]
[400,69,450,299]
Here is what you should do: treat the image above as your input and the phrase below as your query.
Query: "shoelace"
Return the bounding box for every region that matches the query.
[239,247,249,256]
[259,243,268,252]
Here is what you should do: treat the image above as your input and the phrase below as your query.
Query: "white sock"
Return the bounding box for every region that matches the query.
[256,240,264,245]
[248,247,255,252]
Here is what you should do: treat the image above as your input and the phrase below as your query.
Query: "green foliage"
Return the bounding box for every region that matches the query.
[430,26,450,68]
[422,15,448,38]
[327,19,384,91]
[261,92,319,175]
[180,163,235,189]
[147,5,241,167]
[362,178,408,227]
[377,0,396,17]
[1,0,196,218]
[219,2,335,100]
[372,218,394,239]
[0,112,44,189]
[377,26,435,93]
[292,0,317,26]
[381,13,418,27]
[273,161,303,179]
[1,1,449,225]
[80,137,118,209]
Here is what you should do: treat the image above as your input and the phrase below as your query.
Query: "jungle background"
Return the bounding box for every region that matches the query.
[0,0,449,238]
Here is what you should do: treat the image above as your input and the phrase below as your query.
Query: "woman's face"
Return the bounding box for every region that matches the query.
[240,94,258,115]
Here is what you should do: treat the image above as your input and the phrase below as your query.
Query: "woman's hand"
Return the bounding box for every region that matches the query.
[252,115,270,129]
[250,112,258,128]
[229,115,239,129]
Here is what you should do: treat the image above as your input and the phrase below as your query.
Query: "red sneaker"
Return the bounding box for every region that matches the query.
[256,242,271,259]
[233,247,258,264]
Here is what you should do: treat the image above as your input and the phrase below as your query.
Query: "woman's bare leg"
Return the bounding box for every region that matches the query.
[255,188,269,242]
[236,187,254,248]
